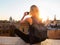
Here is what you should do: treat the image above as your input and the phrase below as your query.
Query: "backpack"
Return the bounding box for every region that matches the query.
[28,17,47,44]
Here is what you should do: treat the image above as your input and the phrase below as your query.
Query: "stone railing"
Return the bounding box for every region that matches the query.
[47,30,60,39]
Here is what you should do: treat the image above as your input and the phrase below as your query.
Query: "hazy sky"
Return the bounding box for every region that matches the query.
[0,0,60,21]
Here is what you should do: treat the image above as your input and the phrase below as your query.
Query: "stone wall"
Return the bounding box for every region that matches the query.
[47,30,60,39]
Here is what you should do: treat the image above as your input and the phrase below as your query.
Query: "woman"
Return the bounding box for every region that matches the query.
[15,5,47,44]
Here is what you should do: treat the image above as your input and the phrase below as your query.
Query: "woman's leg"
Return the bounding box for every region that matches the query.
[14,28,30,43]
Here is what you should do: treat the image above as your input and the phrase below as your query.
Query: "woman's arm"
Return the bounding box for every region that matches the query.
[21,12,29,21]
[20,15,32,25]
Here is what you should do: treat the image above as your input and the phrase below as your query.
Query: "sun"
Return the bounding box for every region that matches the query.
[39,14,47,22]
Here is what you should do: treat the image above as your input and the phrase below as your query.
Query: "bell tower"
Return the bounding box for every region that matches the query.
[54,15,56,21]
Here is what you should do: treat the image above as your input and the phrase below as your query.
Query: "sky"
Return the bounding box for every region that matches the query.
[0,0,60,21]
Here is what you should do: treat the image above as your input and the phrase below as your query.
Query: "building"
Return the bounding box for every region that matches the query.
[45,15,60,27]
[9,16,13,22]
[0,20,16,36]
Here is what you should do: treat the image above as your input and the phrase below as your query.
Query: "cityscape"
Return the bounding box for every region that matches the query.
[0,0,60,45]
[0,15,60,45]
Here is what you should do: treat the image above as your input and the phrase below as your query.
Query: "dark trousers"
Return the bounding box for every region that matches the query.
[15,28,30,43]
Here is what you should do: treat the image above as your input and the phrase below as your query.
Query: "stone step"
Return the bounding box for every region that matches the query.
[41,39,60,45]
[0,37,60,45]
[0,37,26,45]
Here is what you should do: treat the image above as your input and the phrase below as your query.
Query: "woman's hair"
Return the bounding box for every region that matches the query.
[30,5,39,16]
[30,5,37,11]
